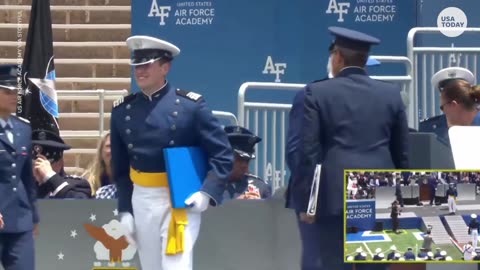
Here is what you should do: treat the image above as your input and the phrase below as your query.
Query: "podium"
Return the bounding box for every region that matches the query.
[408,132,455,169]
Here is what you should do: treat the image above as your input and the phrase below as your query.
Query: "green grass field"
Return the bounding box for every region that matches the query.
[345,229,463,261]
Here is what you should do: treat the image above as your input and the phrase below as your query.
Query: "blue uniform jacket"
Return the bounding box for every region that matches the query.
[111,83,234,214]
[0,116,39,233]
[295,67,409,216]
[285,77,328,209]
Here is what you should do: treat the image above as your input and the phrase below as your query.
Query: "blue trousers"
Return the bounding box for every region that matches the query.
[296,214,388,270]
[0,231,35,270]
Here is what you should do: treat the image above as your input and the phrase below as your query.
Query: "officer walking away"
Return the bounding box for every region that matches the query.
[31,129,92,198]
[390,200,401,234]
[469,213,479,250]
[223,126,271,200]
[446,183,458,214]
[0,64,38,270]
[292,27,409,270]
[112,35,233,270]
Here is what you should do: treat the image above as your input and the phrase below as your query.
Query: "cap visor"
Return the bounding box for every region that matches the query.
[32,140,71,150]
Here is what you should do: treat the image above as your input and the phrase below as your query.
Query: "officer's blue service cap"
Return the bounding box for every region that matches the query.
[32,129,71,150]
[224,125,261,160]
[431,67,475,90]
[126,35,180,66]
[32,129,71,162]
[328,26,380,52]
[0,64,19,91]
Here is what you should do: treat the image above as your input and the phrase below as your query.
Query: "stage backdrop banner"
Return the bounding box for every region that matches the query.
[131,0,416,191]
[346,199,376,231]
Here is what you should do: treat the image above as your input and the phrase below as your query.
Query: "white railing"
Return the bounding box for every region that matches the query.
[238,82,304,192]
[58,89,128,137]
[407,27,480,129]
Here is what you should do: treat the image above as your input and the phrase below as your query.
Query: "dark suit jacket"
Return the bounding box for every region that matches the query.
[293,67,409,215]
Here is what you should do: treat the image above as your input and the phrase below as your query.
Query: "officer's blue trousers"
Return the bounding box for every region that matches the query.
[296,214,388,270]
[0,231,35,270]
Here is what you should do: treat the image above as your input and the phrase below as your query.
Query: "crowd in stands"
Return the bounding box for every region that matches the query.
[346,171,480,200]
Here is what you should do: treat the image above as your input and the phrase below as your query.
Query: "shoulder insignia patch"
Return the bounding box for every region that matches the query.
[176,89,203,102]
[113,93,135,109]
[11,115,30,124]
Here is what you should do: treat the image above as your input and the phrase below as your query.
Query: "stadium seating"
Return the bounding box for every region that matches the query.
[0,0,132,171]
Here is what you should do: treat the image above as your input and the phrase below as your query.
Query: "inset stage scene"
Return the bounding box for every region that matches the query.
[345,171,480,262]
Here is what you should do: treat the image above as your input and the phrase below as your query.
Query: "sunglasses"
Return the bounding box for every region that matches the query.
[439,100,453,111]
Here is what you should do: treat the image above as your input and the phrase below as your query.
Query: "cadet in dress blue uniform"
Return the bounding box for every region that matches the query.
[291,27,409,270]
[112,36,233,270]
[468,214,479,250]
[0,64,38,270]
[31,129,92,198]
[419,67,477,144]
[223,126,271,200]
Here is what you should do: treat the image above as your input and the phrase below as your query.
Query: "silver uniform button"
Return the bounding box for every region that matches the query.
[128,144,133,149]
[12,175,16,179]
[126,104,131,110]
[171,125,176,131]
[125,116,131,121]
[12,187,17,192]
[11,152,16,156]
[169,140,175,145]
[175,99,180,104]
[172,111,178,117]
[126,129,131,135]
[11,163,16,168]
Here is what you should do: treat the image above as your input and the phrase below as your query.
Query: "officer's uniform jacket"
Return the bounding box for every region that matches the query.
[224,173,271,200]
[295,67,409,216]
[37,172,91,199]
[110,83,233,213]
[285,77,328,209]
[0,116,39,232]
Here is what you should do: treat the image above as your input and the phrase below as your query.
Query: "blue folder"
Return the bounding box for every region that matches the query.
[163,147,209,208]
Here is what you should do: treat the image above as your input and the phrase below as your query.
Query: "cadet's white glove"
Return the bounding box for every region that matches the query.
[120,212,136,246]
[184,191,210,213]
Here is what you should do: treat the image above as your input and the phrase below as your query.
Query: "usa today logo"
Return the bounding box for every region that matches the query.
[437,7,468,37]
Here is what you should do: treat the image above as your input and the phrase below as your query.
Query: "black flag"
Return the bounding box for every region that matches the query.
[17,0,59,134]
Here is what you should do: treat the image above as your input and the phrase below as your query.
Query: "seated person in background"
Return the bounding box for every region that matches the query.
[32,129,92,198]
[223,126,271,200]
[353,247,367,260]
[417,248,428,260]
[82,132,116,199]
[404,247,415,261]
[437,250,447,261]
